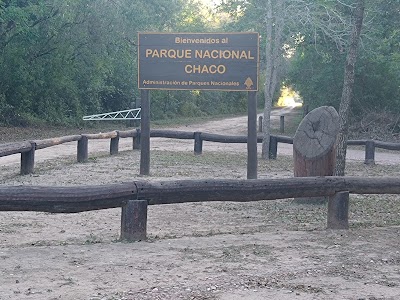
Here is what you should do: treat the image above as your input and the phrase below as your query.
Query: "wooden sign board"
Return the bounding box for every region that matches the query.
[138,32,259,91]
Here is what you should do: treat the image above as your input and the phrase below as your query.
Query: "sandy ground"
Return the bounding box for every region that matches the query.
[1,107,400,300]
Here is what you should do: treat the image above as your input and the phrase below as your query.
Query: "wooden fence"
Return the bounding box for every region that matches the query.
[1,128,399,175]
[1,176,400,241]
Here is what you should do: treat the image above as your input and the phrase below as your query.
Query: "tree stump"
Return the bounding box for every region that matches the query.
[293,106,339,204]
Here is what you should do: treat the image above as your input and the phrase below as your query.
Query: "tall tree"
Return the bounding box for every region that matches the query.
[261,0,286,159]
[219,0,352,159]
[334,0,365,176]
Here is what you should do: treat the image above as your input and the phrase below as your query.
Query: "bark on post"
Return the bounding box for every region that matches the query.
[110,132,119,155]
[327,191,349,229]
[364,140,375,165]
[258,116,263,133]
[269,135,277,159]
[77,136,88,163]
[133,128,141,150]
[280,115,285,133]
[293,106,339,204]
[194,132,203,155]
[20,142,36,175]
[121,200,148,242]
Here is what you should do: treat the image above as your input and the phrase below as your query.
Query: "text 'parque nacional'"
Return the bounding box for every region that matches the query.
[138,32,259,91]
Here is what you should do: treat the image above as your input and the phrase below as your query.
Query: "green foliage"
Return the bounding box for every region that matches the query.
[1,0,241,126]
[286,41,346,111]
[3,0,398,127]
[286,0,400,115]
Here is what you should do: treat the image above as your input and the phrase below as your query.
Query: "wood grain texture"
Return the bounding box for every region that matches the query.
[294,106,339,159]
[0,141,32,157]
[2,177,400,213]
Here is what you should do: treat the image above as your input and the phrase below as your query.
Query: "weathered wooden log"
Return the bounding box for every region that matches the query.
[347,139,368,146]
[135,176,400,205]
[374,140,400,150]
[327,191,349,229]
[201,133,247,143]
[276,135,293,144]
[118,129,137,138]
[293,106,340,204]
[83,131,118,140]
[77,136,88,163]
[110,132,119,155]
[0,182,137,212]
[34,135,81,150]
[20,142,36,175]
[2,177,400,212]
[120,200,148,242]
[194,132,203,155]
[150,130,194,139]
[257,135,293,145]
[0,141,32,157]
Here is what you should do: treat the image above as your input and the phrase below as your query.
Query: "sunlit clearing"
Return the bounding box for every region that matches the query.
[199,0,221,8]
[277,87,302,107]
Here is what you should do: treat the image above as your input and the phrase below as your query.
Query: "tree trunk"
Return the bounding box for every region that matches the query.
[261,0,285,159]
[334,0,365,176]
[293,106,339,203]
[261,0,274,159]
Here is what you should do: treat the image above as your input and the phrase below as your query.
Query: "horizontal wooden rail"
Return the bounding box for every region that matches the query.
[0,182,137,213]
[347,140,369,146]
[0,141,32,157]
[2,127,400,175]
[202,133,247,143]
[2,176,400,240]
[150,129,194,139]
[82,131,118,139]
[374,140,400,151]
[1,176,400,213]
[275,135,294,144]
[118,129,137,138]
[34,135,82,150]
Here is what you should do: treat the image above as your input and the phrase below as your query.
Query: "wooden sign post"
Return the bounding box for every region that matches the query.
[140,89,150,175]
[138,32,259,178]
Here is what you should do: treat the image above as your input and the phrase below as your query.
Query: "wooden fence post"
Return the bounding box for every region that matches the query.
[20,142,36,175]
[327,191,349,229]
[269,135,277,159]
[121,200,148,242]
[77,136,88,163]
[280,115,285,133]
[194,132,203,155]
[258,116,263,133]
[110,131,119,155]
[364,140,375,165]
[133,128,141,150]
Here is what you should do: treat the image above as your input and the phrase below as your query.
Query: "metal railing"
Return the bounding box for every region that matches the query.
[82,108,141,121]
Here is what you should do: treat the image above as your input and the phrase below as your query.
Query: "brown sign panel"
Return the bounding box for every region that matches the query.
[138,32,259,91]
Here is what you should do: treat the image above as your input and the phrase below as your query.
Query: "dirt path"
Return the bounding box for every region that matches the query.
[2,106,400,167]
[1,108,400,300]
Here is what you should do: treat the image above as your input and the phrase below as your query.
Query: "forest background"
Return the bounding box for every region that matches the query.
[0,0,399,139]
